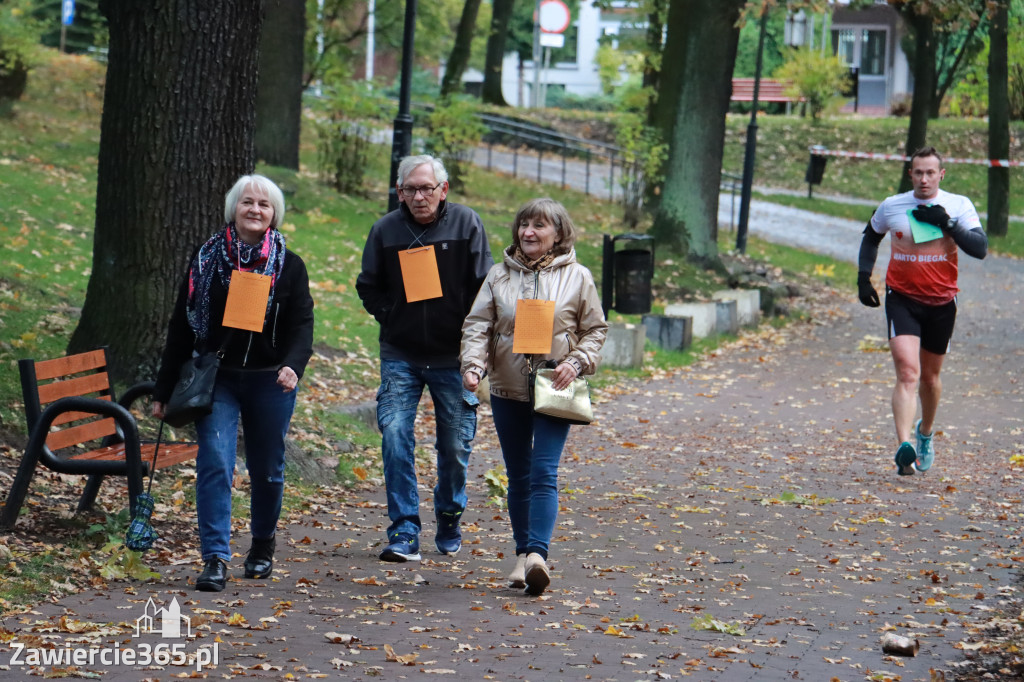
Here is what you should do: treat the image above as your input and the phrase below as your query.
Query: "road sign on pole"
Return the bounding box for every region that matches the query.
[62,0,75,26]
[538,0,570,34]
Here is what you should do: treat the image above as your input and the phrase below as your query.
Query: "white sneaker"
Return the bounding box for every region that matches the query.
[524,552,550,595]
[508,554,527,588]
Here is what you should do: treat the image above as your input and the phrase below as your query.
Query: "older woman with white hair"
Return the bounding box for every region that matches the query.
[153,174,314,592]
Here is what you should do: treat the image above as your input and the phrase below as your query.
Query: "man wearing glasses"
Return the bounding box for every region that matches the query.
[357,155,493,562]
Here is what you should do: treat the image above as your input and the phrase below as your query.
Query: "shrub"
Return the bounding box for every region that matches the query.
[774,49,851,119]
[0,0,45,116]
[316,80,393,195]
[425,96,486,191]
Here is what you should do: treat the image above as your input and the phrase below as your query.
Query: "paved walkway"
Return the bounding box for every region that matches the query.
[4,206,1022,681]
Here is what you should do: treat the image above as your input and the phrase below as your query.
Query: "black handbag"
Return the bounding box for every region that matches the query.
[163,333,231,428]
[163,352,221,427]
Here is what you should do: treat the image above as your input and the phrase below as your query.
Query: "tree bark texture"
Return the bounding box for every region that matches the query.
[899,8,936,193]
[482,0,515,106]
[440,0,483,98]
[651,0,742,264]
[70,0,263,386]
[255,0,306,169]
[987,0,1009,237]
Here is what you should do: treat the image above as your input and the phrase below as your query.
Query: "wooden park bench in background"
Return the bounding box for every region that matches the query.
[1,348,198,528]
[731,78,802,104]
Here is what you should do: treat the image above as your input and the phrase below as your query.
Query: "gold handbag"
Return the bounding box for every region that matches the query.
[530,367,594,425]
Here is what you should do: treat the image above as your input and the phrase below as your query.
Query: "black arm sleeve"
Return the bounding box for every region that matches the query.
[951,226,987,260]
[858,224,884,274]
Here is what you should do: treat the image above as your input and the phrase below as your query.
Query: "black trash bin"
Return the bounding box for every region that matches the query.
[602,234,655,315]
[805,145,828,198]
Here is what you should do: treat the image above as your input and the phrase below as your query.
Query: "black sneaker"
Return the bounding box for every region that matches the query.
[379,535,421,562]
[435,511,463,555]
[895,441,916,476]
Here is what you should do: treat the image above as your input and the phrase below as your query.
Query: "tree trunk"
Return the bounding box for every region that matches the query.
[650,0,742,266]
[640,0,666,212]
[930,16,982,118]
[481,0,514,106]
[987,0,1009,238]
[255,0,306,169]
[440,0,483,98]
[70,0,263,386]
[898,9,936,194]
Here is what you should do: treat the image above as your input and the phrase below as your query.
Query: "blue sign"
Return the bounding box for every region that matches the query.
[62,0,75,26]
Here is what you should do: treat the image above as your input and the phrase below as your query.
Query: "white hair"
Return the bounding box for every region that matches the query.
[224,174,285,229]
[397,155,448,186]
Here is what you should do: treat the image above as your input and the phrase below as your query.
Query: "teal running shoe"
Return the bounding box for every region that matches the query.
[895,441,916,476]
[915,420,935,472]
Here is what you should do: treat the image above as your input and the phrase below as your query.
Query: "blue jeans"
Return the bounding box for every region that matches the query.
[194,368,297,562]
[490,395,571,560]
[376,359,479,541]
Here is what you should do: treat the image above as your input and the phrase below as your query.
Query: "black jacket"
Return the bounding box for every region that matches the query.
[154,248,315,402]
[356,201,492,367]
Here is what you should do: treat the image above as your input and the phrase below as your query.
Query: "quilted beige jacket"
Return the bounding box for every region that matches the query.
[460,246,608,402]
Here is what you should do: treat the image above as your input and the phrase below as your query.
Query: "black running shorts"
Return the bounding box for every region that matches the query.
[884,287,957,355]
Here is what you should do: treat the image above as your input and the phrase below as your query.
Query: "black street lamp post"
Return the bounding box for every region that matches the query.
[387,0,418,213]
[735,7,769,254]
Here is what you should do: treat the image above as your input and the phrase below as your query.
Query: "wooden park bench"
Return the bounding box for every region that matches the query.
[1,348,198,528]
[731,78,802,103]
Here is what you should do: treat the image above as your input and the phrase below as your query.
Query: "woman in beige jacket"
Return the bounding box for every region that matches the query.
[461,198,608,595]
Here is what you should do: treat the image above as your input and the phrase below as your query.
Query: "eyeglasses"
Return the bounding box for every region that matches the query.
[399,182,442,198]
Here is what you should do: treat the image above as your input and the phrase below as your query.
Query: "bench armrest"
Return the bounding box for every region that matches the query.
[28,397,144,478]
[118,381,155,411]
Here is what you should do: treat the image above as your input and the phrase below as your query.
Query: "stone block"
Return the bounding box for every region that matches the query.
[599,323,646,368]
[712,289,761,326]
[664,302,717,338]
[715,299,738,335]
[642,314,692,351]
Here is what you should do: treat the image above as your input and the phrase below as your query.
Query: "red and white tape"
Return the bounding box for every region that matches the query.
[808,147,1023,168]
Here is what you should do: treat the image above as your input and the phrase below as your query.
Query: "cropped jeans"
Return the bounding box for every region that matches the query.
[376,359,479,542]
[489,395,571,560]
[194,368,297,563]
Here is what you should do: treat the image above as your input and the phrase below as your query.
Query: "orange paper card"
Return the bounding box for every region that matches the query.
[398,245,443,302]
[512,299,555,354]
[222,270,272,332]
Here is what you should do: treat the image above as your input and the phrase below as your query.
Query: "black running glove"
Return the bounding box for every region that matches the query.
[857,272,880,307]
[912,204,954,230]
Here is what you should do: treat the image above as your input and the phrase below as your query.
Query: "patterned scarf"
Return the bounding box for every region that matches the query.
[186,222,286,342]
[513,246,557,271]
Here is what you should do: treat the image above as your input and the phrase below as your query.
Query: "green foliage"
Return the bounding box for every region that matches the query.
[383,66,441,102]
[1,0,45,69]
[595,44,625,95]
[760,490,837,506]
[614,107,666,227]
[0,0,46,114]
[948,4,1024,119]
[690,613,746,636]
[34,0,106,55]
[545,89,617,111]
[315,81,393,195]
[484,466,508,508]
[85,508,131,546]
[733,10,787,79]
[425,96,486,191]
[773,49,851,119]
